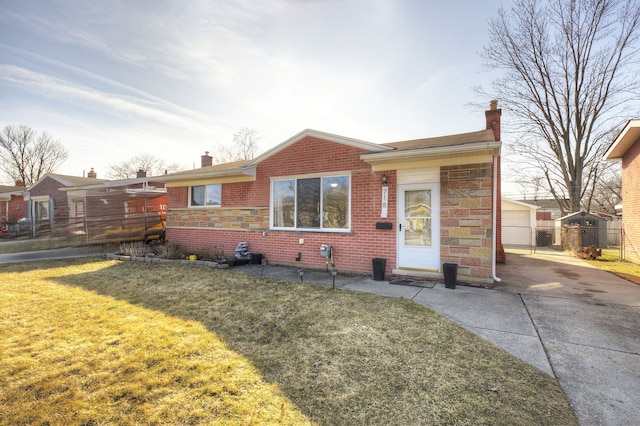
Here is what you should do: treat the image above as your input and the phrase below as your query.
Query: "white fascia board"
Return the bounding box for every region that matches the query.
[605,119,640,160]
[245,129,393,168]
[361,141,501,164]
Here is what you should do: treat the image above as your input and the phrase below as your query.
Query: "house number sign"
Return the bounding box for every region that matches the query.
[381,186,388,218]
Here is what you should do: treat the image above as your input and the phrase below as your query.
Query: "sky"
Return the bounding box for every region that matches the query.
[0,0,511,188]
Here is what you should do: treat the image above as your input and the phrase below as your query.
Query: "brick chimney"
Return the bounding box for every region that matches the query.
[485,100,506,264]
[15,180,24,187]
[136,169,147,178]
[485,100,501,142]
[87,168,97,179]
[201,151,213,167]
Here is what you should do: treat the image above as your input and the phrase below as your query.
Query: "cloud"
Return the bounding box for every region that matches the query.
[0,63,225,132]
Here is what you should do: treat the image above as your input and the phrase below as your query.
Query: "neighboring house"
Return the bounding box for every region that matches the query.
[501,198,537,248]
[23,170,108,237]
[0,182,26,231]
[517,198,565,220]
[160,102,504,285]
[60,170,167,242]
[605,119,640,264]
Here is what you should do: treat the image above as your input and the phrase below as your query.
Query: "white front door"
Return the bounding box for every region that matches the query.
[397,184,440,271]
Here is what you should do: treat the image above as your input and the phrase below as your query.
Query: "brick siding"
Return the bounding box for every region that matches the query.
[622,140,640,264]
[29,176,69,227]
[0,194,25,224]
[166,136,498,283]
[167,137,397,276]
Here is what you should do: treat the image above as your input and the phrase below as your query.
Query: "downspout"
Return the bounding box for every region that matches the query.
[492,155,502,283]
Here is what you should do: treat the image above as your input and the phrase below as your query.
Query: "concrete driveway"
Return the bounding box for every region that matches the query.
[496,248,640,426]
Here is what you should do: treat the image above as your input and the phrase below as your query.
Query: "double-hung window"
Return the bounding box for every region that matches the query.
[271,174,350,231]
[190,184,221,207]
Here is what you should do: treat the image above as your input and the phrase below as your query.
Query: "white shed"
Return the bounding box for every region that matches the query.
[502,198,538,248]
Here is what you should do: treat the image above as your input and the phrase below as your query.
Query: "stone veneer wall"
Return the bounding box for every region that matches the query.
[167,207,270,231]
[440,163,494,283]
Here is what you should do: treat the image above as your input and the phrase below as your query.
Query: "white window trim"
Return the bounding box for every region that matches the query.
[31,196,51,220]
[188,183,222,208]
[270,171,351,232]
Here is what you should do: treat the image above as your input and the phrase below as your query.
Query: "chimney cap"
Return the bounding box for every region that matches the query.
[490,100,498,110]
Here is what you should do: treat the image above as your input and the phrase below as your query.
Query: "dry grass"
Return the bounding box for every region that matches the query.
[0,238,118,254]
[0,258,578,425]
[585,249,640,285]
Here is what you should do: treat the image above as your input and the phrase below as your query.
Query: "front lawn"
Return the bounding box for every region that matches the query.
[0,259,577,425]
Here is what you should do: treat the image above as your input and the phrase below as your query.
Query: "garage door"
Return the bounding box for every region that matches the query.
[502,210,532,245]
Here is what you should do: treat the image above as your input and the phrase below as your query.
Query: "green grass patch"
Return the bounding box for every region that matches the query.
[585,249,640,285]
[0,259,578,425]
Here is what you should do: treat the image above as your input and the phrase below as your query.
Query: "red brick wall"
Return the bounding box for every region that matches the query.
[440,163,494,282]
[167,186,188,208]
[166,136,498,282]
[28,176,69,226]
[167,137,397,276]
[622,140,640,264]
[0,194,25,224]
[537,211,552,220]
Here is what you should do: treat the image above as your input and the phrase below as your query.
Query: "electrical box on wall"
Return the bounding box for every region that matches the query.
[320,244,331,257]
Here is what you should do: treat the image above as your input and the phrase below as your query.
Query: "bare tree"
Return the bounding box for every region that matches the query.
[584,164,622,215]
[480,0,640,215]
[0,124,69,187]
[214,127,260,164]
[514,174,550,202]
[108,153,182,179]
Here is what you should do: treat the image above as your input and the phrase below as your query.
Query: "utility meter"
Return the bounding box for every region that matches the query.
[320,244,332,257]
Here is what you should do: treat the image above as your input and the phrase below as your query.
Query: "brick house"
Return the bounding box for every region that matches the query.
[161,102,504,285]
[605,119,640,264]
[24,171,107,236]
[0,182,26,231]
[59,170,167,242]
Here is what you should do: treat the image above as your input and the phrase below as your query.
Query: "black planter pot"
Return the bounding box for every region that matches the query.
[443,263,458,289]
[372,258,386,281]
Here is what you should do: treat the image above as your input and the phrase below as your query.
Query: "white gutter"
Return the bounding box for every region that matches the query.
[492,155,502,283]
[361,141,501,163]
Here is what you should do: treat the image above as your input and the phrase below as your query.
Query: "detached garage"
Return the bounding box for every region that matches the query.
[502,198,537,248]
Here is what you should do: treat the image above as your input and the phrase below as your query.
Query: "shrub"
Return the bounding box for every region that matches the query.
[118,241,147,257]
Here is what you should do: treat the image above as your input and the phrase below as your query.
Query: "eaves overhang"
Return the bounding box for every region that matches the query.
[605,119,640,160]
[360,141,502,166]
[244,129,393,168]
[157,167,256,187]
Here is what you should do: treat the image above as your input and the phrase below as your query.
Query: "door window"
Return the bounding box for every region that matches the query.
[404,190,432,246]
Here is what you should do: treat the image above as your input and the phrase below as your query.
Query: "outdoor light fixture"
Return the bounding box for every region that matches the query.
[330,268,338,289]
[298,269,304,282]
[381,174,388,185]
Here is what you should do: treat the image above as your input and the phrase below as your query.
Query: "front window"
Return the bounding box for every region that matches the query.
[272,174,349,231]
[190,184,221,207]
[35,200,49,220]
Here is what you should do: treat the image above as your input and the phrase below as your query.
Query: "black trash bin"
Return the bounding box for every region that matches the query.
[372,258,386,281]
[443,263,458,289]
